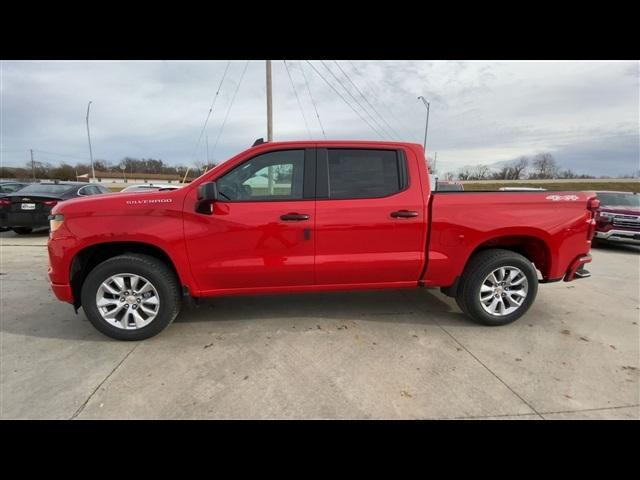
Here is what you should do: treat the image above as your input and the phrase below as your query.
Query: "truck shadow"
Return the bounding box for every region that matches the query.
[1,289,474,342]
[592,242,640,254]
[177,288,471,329]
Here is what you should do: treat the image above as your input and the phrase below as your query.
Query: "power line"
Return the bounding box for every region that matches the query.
[347,60,420,140]
[325,60,395,139]
[298,61,326,138]
[306,61,383,139]
[334,60,403,140]
[211,60,250,161]
[191,60,232,162]
[319,61,389,139]
[283,60,311,139]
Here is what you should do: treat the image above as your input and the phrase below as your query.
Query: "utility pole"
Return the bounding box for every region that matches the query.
[266,60,274,194]
[30,149,35,180]
[433,151,438,173]
[86,101,96,182]
[418,96,430,153]
[266,60,273,142]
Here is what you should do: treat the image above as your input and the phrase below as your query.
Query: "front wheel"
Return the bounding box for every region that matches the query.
[456,249,538,326]
[81,254,181,340]
[12,227,33,235]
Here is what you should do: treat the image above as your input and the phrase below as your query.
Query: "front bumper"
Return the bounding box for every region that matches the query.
[50,281,74,303]
[594,229,640,245]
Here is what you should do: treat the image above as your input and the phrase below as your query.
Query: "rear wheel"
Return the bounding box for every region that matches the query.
[12,227,33,235]
[81,254,181,340]
[455,249,538,326]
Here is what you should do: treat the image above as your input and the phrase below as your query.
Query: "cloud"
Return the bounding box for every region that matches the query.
[1,60,638,177]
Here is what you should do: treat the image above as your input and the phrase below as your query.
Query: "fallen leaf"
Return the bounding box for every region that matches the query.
[400,390,413,398]
[203,343,213,349]
[561,329,571,335]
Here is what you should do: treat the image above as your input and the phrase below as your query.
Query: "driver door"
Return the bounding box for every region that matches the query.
[184,148,316,294]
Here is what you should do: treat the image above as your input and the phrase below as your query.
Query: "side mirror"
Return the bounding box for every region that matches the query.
[195,181,218,215]
[197,181,218,201]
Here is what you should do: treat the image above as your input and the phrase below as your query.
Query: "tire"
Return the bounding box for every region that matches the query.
[455,249,538,326]
[12,227,33,235]
[81,254,181,340]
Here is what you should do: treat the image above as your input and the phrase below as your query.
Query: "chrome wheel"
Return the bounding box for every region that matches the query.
[95,273,160,330]
[479,266,528,317]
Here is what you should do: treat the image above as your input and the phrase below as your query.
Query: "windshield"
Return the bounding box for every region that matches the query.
[15,183,75,195]
[596,192,640,208]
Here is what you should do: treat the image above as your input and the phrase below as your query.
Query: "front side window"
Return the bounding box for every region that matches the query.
[217,150,304,201]
[327,149,403,199]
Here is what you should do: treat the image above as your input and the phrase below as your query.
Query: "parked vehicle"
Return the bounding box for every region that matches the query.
[0,181,30,231]
[436,180,464,191]
[0,181,110,234]
[499,187,547,191]
[593,191,640,245]
[47,140,599,340]
[120,184,182,193]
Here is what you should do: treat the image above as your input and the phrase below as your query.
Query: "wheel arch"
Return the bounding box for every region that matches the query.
[441,234,552,298]
[468,234,552,279]
[69,241,185,310]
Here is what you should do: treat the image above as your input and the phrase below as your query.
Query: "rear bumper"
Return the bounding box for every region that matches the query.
[594,229,640,245]
[0,211,50,229]
[564,254,592,282]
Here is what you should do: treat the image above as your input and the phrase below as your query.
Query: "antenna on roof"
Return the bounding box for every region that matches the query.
[252,137,265,147]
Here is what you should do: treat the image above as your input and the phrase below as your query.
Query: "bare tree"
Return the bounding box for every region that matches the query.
[511,156,529,179]
[531,153,558,179]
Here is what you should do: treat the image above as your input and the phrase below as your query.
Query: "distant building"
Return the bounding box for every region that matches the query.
[87,171,194,185]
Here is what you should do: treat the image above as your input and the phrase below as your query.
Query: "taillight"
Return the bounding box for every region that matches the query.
[586,196,600,241]
[43,200,58,207]
[0,198,10,207]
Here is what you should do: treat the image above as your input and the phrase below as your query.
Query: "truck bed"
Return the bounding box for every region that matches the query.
[424,190,596,287]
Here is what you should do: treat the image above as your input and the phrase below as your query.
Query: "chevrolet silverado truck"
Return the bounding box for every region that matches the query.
[47,140,599,340]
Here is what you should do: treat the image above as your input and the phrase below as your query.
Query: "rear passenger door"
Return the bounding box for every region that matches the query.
[314,147,427,286]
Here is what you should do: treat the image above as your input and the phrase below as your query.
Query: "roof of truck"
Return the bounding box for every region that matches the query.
[250,139,424,149]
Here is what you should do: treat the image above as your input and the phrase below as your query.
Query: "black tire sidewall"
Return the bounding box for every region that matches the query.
[461,253,538,326]
[12,227,33,234]
[81,255,180,341]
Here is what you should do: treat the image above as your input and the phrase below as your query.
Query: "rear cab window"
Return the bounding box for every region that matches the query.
[322,148,407,199]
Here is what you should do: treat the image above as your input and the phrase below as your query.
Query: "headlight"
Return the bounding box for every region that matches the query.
[48,214,64,232]
[596,211,614,222]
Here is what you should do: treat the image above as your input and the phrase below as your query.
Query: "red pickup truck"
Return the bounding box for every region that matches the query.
[47,140,599,340]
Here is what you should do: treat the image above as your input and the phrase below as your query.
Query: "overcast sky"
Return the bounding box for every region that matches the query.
[1,60,638,176]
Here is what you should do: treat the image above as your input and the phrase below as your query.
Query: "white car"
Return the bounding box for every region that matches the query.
[120,184,182,193]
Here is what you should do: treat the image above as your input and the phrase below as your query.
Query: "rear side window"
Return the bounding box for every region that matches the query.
[327,149,404,199]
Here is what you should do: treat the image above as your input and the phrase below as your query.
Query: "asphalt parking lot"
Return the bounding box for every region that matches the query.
[1,229,638,420]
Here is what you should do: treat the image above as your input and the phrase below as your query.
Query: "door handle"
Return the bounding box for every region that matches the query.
[391,210,419,218]
[280,213,310,221]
